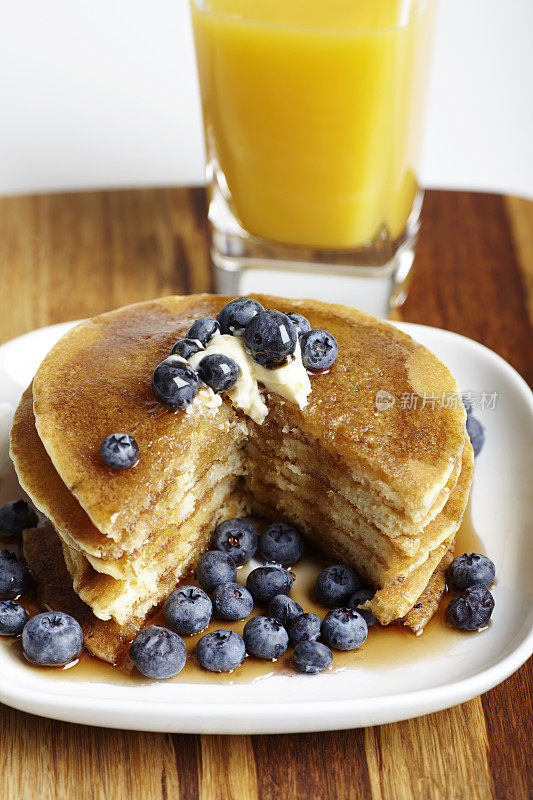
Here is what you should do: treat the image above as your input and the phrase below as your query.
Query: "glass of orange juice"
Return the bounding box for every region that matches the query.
[190,0,437,316]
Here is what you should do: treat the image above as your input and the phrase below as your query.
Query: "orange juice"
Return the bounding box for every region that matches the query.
[191,0,435,249]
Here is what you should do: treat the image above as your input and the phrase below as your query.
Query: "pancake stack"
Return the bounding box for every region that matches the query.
[10,295,473,663]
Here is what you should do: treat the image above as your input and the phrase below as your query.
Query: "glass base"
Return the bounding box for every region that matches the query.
[208,180,423,319]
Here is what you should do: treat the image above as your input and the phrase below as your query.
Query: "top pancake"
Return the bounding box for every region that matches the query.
[30,295,466,548]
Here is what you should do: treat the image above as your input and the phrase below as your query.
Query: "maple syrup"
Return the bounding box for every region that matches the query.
[1,461,485,686]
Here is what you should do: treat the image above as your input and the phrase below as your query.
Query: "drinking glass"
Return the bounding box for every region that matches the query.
[190,0,437,316]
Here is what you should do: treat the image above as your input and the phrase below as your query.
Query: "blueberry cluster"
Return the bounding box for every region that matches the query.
[0,493,498,679]
[109,298,339,470]
[240,301,338,371]
[128,517,376,679]
[151,297,339,413]
[446,552,496,630]
[0,502,83,665]
[152,302,245,412]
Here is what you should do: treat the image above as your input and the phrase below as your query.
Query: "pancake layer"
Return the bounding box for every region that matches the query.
[12,294,472,638]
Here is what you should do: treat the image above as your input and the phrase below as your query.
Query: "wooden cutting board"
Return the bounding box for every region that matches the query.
[0,188,531,800]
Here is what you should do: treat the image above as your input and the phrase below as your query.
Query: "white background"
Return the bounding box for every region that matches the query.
[1,0,532,198]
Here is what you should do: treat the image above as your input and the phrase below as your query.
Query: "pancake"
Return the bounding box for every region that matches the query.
[30,295,466,549]
[12,294,471,634]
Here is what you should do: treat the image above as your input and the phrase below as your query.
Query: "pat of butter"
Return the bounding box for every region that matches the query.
[188,334,311,424]
[186,383,222,413]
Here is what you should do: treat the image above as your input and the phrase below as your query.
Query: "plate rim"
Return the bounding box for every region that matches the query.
[0,319,531,733]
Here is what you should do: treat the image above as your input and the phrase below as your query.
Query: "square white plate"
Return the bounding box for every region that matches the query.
[0,320,531,733]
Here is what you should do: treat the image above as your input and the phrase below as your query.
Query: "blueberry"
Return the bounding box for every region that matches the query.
[462,399,473,415]
[447,553,496,591]
[22,611,83,666]
[463,399,485,454]
[321,608,368,651]
[217,298,264,336]
[259,521,305,566]
[243,616,289,660]
[0,600,28,635]
[212,518,258,565]
[196,629,246,672]
[152,356,199,410]
[243,310,297,368]
[300,329,339,370]
[187,316,220,346]
[196,550,237,592]
[246,565,293,603]
[0,500,38,538]
[293,640,333,675]
[288,612,321,645]
[268,594,303,627]
[349,589,377,627]
[100,433,139,470]
[466,414,485,458]
[212,582,254,622]
[129,625,187,678]
[171,338,204,360]
[163,586,212,635]
[316,564,365,607]
[286,312,312,337]
[197,353,239,393]
[447,586,495,631]
[0,550,31,599]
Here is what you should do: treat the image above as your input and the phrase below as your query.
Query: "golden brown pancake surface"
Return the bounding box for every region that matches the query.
[30,294,466,547]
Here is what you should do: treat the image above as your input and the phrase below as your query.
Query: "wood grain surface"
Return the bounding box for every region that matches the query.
[0,188,531,800]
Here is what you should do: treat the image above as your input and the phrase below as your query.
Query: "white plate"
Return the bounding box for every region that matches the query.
[0,320,531,733]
